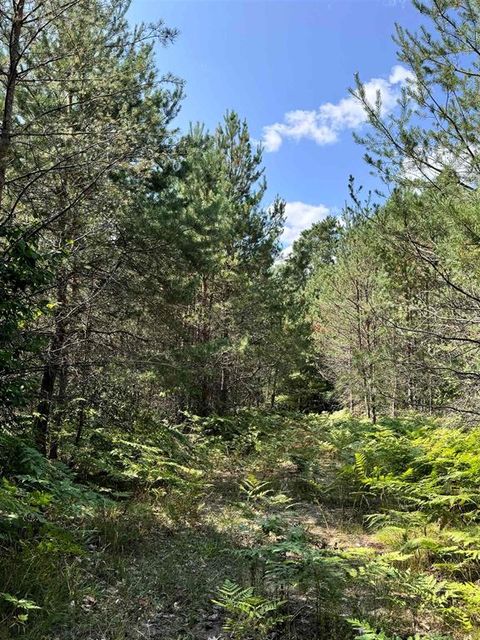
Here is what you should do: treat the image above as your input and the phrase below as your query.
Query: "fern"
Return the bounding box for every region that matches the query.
[213,580,286,639]
[0,592,41,626]
[239,474,273,503]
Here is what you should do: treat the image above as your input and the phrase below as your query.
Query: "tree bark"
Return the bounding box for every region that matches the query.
[34,271,68,454]
[0,0,25,211]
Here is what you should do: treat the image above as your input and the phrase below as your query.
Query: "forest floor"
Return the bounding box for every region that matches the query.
[5,412,478,640]
[54,453,380,640]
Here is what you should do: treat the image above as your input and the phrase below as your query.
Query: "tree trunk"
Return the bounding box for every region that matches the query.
[49,360,68,459]
[34,274,68,454]
[270,369,277,409]
[0,0,24,212]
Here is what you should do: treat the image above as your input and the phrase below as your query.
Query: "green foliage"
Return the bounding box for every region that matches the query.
[348,619,451,640]
[0,592,41,627]
[0,433,107,540]
[3,409,479,639]
[207,411,480,639]
[3,2,480,640]
[69,419,202,488]
[0,434,110,634]
[239,475,274,503]
[0,230,53,411]
[213,579,286,639]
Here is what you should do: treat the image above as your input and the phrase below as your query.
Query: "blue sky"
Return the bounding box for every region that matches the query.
[128,0,422,251]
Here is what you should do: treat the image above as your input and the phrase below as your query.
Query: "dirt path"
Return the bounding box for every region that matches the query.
[56,462,380,640]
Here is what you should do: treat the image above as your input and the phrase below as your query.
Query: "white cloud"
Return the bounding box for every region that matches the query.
[401,146,477,186]
[389,64,413,85]
[263,64,414,152]
[281,201,330,256]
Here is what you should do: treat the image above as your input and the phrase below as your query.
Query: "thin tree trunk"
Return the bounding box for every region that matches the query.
[34,359,58,455]
[270,369,277,409]
[0,0,25,212]
[34,273,68,454]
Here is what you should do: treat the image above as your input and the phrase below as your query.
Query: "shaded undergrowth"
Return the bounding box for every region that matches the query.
[1,411,480,639]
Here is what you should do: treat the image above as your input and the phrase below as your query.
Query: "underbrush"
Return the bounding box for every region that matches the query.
[0,418,211,638]
[1,410,480,639]
[205,410,480,640]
